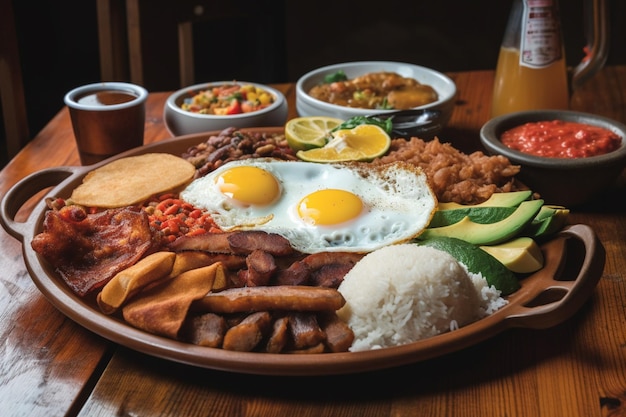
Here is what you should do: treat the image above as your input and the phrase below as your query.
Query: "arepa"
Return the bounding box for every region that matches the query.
[70,153,196,208]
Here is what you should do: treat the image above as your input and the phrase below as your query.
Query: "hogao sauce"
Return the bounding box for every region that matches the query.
[500,120,622,158]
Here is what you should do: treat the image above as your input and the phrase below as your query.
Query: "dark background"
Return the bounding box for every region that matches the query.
[3,0,625,167]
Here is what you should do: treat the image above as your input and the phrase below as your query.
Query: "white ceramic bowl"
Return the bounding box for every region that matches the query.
[480,110,626,207]
[164,81,288,136]
[296,61,457,129]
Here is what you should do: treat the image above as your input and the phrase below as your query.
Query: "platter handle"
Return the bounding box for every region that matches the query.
[0,167,83,241]
[503,224,606,329]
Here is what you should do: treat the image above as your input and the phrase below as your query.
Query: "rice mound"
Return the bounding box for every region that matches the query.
[337,244,507,351]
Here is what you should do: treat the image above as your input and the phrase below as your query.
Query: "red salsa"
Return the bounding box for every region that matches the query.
[500,120,622,158]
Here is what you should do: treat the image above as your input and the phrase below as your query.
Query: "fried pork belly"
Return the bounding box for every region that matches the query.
[181,313,227,348]
[168,230,295,256]
[273,252,363,287]
[31,205,155,296]
[319,313,355,353]
[222,311,272,351]
[287,312,326,350]
[265,315,290,353]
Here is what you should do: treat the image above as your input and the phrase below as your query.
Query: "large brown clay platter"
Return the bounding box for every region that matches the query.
[0,128,606,376]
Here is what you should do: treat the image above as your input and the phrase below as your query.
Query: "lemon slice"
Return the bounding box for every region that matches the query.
[296,124,391,163]
[285,116,344,151]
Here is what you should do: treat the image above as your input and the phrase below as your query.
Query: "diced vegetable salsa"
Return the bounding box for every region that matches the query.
[180,83,275,115]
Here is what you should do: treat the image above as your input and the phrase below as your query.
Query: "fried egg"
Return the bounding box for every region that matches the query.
[179,158,437,253]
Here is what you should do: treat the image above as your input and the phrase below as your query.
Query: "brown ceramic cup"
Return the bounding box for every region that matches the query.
[64,82,148,165]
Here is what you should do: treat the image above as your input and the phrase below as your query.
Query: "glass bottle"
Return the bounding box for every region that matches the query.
[491,0,570,118]
[492,0,609,118]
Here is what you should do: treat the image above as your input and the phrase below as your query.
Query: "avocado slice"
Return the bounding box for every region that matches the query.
[438,190,532,210]
[419,199,544,245]
[480,237,544,274]
[429,206,518,227]
[521,205,570,239]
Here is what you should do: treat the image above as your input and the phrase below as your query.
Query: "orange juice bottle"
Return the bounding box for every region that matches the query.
[491,0,570,118]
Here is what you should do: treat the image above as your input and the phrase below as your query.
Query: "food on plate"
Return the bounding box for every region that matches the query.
[374,137,523,205]
[122,262,225,339]
[500,120,622,158]
[97,251,176,314]
[437,190,533,210]
[308,71,438,110]
[168,251,231,278]
[522,205,570,239]
[284,116,344,151]
[180,313,227,348]
[337,244,507,351]
[179,159,437,253]
[70,153,196,208]
[428,192,569,243]
[420,199,544,245]
[143,195,221,244]
[180,83,275,115]
[30,205,155,296]
[182,127,297,179]
[285,116,394,155]
[295,124,391,162]
[221,311,273,351]
[28,122,571,354]
[194,285,346,313]
[169,230,296,258]
[480,237,544,274]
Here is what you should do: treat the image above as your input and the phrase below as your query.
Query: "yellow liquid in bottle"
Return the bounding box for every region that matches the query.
[491,47,570,118]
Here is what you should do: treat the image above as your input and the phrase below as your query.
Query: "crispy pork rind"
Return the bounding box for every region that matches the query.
[30,205,155,296]
[70,153,196,208]
[122,262,225,339]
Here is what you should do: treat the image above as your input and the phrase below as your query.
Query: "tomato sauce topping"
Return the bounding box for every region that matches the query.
[500,120,622,158]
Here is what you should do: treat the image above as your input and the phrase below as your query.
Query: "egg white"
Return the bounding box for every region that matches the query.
[179,158,437,254]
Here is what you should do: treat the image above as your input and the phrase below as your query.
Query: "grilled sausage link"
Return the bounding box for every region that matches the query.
[193,285,345,313]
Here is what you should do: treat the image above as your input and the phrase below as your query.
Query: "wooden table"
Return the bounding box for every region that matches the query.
[1,68,626,417]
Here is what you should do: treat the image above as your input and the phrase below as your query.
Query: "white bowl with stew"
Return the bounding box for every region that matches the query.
[295,61,457,137]
[480,110,626,207]
[164,81,288,136]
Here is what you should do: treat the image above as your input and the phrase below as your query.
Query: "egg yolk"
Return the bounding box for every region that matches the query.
[298,189,363,226]
[216,166,280,206]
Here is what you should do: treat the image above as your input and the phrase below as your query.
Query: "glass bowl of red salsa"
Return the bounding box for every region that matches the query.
[480,110,626,207]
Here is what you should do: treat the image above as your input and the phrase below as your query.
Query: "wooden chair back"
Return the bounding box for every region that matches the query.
[0,0,30,161]
[98,0,287,92]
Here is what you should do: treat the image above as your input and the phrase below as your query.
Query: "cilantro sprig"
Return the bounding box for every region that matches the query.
[330,116,393,135]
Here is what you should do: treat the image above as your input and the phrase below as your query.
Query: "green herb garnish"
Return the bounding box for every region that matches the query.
[323,70,348,84]
[331,116,393,134]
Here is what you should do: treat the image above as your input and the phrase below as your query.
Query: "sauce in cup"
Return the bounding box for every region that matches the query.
[500,120,622,158]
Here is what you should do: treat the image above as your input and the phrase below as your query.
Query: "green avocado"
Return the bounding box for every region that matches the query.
[521,205,570,239]
[429,206,518,227]
[437,190,532,210]
[419,199,544,245]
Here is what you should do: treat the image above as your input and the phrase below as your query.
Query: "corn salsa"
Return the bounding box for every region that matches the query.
[181,83,275,115]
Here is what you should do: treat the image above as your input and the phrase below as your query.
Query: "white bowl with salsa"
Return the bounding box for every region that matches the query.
[480,110,626,207]
[295,61,457,133]
[164,81,288,136]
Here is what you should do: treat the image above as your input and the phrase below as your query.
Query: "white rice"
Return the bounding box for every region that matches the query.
[337,244,508,351]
